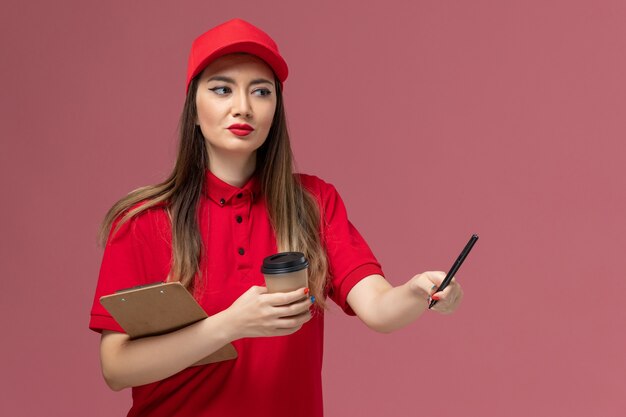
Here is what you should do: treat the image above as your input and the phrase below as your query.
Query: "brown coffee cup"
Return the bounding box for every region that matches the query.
[261,252,309,293]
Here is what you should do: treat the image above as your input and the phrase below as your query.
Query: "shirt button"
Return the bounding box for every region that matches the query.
[219,198,226,205]
[238,248,245,255]
[236,193,243,199]
[236,215,243,223]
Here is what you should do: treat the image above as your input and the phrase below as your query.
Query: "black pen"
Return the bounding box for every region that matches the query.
[429,234,479,309]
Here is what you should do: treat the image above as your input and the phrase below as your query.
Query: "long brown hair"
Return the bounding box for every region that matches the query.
[99,74,329,309]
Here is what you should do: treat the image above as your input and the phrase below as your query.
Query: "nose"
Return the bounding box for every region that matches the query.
[231,89,252,119]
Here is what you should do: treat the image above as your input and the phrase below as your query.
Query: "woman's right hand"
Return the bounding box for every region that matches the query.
[224,286,314,339]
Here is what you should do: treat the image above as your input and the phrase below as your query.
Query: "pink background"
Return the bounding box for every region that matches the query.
[1,1,625,416]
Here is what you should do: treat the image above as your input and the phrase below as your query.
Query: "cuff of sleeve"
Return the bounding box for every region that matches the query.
[335,263,385,316]
[89,314,125,334]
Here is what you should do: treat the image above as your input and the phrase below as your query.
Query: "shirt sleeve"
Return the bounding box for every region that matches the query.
[89,208,172,333]
[317,180,385,315]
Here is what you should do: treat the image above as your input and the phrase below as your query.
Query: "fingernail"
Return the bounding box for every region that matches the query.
[304,287,310,295]
[431,295,440,301]
[310,296,316,303]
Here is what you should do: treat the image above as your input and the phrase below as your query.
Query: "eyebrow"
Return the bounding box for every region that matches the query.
[206,75,275,87]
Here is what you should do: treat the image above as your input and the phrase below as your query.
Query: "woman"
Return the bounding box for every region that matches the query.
[90,18,463,417]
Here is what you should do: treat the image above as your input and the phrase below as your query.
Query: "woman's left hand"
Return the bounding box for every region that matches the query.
[409,271,464,314]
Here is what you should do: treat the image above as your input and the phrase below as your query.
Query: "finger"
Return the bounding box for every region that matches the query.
[432,286,463,312]
[429,284,438,296]
[430,291,454,308]
[431,274,461,295]
[455,288,464,304]
[433,286,458,301]
[275,309,311,329]
[434,284,454,298]
[273,326,304,336]
[436,278,462,297]
[432,296,457,313]
[430,303,451,314]
[423,271,446,287]
[266,287,310,306]
[411,272,443,297]
[275,295,315,317]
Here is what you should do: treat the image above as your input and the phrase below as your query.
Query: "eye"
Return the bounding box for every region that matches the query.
[253,88,272,97]
[209,86,231,95]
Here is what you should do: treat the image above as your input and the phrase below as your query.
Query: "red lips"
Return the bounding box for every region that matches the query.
[228,123,254,137]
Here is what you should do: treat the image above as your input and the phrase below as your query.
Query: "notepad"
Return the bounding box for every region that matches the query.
[100,282,237,365]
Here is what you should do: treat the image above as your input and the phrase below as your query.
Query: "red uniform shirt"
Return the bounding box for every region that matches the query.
[90,171,384,417]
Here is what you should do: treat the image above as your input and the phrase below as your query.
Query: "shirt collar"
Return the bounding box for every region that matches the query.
[203,169,261,205]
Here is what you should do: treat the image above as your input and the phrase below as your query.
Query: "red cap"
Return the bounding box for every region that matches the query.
[186,18,288,92]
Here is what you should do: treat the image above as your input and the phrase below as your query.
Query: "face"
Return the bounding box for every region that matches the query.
[195,54,277,160]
